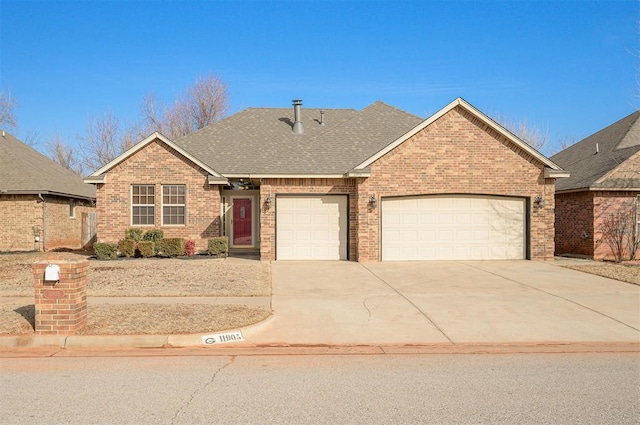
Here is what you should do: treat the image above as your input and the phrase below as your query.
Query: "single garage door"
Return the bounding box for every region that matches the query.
[277,195,348,260]
[382,195,525,261]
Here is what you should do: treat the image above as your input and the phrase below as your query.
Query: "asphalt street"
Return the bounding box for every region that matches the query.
[1,352,638,424]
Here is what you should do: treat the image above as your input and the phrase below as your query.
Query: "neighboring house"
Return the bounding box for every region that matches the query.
[85,98,567,262]
[0,130,96,252]
[551,111,640,261]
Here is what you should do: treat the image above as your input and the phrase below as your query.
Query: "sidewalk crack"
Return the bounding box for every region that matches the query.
[171,356,235,424]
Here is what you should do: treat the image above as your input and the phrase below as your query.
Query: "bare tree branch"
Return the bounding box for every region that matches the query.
[0,89,18,129]
[494,113,550,151]
[139,73,228,139]
[46,136,84,176]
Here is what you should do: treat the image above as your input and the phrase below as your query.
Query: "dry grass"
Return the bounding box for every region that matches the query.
[0,302,271,335]
[0,251,272,336]
[0,252,270,297]
[561,262,639,285]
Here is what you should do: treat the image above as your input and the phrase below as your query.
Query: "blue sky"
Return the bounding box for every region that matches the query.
[1,0,638,156]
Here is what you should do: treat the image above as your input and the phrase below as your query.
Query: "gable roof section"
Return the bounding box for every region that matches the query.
[174,102,423,176]
[85,132,226,184]
[551,110,640,192]
[354,97,565,175]
[0,130,96,200]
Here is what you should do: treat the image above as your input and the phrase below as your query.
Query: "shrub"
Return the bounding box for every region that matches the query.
[138,241,155,258]
[94,242,118,260]
[157,238,185,257]
[184,240,197,256]
[142,229,164,244]
[207,236,229,256]
[118,239,136,258]
[125,228,144,242]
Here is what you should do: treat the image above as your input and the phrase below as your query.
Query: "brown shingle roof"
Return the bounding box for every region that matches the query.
[551,110,640,192]
[0,130,96,199]
[174,101,423,175]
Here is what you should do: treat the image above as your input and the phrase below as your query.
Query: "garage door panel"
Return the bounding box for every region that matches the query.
[382,195,525,261]
[277,195,347,260]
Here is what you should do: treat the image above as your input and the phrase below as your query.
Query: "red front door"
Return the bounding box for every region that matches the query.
[232,198,252,246]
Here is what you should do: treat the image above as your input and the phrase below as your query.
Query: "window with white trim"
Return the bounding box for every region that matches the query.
[162,185,186,225]
[69,200,76,218]
[132,185,155,225]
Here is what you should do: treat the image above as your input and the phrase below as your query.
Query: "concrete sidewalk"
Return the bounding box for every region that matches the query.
[1,260,638,350]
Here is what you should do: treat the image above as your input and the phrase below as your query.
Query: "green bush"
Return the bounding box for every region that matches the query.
[125,228,144,242]
[94,242,118,260]
[207,236,229,256]
[118,239,136,258]
[138,241,155,258]
[157,238,185,257]
[142,229,164,243]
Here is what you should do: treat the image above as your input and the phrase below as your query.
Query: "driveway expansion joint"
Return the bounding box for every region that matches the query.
[360,264,456,345]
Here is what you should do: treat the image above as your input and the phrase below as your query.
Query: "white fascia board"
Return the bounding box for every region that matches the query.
[88,132,224,178]
[354,97,563,171]
[345,170,371,178]
[544,169,570,179]
[207,175,229,184]
[84,175,106,184]
[223,173,346,179]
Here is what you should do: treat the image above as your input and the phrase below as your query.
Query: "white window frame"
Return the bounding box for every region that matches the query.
[69,200,76,219]
[161,185,186,226]
[131,185,155,226]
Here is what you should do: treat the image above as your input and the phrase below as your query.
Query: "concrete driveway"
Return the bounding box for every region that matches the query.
[243,261,640,346]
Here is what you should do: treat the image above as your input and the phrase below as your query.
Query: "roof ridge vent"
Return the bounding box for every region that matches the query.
[292,99,304,134]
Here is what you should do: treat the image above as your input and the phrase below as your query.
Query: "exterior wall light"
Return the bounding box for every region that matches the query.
[369,195,377,209]
[534,194,545,208]
[265,195,272,209]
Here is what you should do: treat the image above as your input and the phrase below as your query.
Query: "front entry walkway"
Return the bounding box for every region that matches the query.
[242,261,640,346]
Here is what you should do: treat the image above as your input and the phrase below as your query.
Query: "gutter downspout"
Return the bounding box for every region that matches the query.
[38,193,46,251]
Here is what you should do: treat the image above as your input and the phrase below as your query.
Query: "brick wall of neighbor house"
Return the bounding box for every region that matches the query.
[43,196,94,251]
[0,194,42,251]
[259,178,358,261]
[593,191,640,260]
[357,106,556,261]
[0,194,94,252]
[95,139,222,251]
[554,191,595,257]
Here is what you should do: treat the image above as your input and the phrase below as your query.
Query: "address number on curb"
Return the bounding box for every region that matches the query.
[202,331,244,345]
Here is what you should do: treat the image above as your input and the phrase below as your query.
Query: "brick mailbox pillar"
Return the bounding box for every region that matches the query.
[32,257,89,335]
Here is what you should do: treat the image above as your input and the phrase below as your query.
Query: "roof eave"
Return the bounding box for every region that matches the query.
[544,169,570,179]
[0,189,96,201]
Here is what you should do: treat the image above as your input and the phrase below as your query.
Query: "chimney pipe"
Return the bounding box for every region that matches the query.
[292,99,304,134]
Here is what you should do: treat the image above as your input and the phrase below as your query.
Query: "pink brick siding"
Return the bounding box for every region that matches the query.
[95,139,222,251]
[593,191,640,260]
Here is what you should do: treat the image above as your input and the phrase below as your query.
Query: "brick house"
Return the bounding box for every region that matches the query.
[0,131,96,251]
[551,111,640,260]
[85,98,567,261]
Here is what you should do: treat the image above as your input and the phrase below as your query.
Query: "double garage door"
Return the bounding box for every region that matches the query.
[382,195,526,261]
[275,194,525,261]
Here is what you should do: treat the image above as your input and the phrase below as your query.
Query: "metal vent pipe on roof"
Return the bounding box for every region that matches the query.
[292,99,304,134]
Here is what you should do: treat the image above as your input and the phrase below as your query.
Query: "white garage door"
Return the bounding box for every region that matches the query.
[382,195,525,261]
[277,195,348,260]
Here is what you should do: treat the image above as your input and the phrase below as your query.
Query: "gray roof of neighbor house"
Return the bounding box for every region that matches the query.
[0,130,96,200]
[551,110,640,192]
[174,101,424,175]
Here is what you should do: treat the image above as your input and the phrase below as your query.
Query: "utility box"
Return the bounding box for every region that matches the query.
[32,256,89,335]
